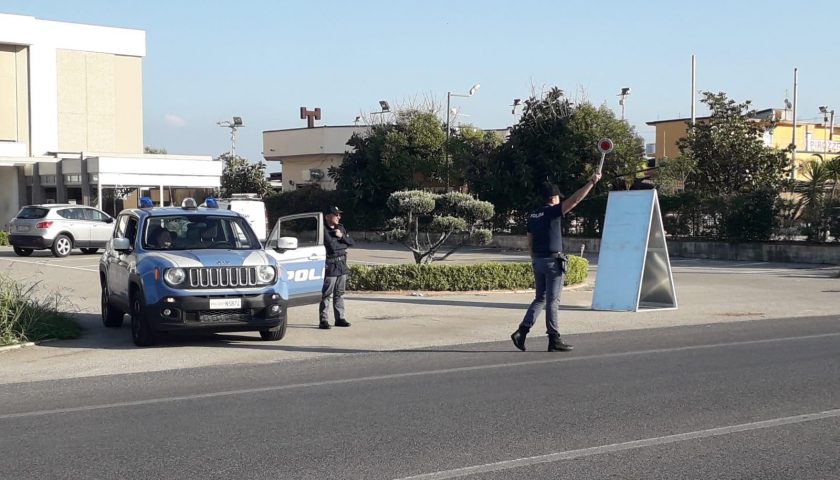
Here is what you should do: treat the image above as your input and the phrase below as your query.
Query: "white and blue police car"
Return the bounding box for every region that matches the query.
[99,197,327,346]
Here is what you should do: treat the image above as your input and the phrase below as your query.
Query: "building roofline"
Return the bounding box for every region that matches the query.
[646,116,711,126]
[263,125,364,134]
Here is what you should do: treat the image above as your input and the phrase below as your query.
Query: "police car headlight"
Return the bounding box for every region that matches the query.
[257,265,276,284]
[164,268,187,286]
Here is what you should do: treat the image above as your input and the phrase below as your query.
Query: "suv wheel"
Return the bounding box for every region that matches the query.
[13,247,34,257]
[51,234,72,257]
[259,318,287,341]
[130,293,156,347]
[101,284,124,328]
[81,248,99,254]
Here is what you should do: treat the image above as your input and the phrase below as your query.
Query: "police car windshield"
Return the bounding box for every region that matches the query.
[142,215,260,250]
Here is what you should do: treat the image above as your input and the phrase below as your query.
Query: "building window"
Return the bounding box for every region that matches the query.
[89,174,99,183]
[64,174,81,184]
[40,175,56,185]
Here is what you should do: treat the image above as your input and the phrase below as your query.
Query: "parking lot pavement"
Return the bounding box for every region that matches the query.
[1,244,838,384]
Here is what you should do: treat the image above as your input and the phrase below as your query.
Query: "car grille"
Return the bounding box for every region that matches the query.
[195,309,253,323]
[187,267,258,288]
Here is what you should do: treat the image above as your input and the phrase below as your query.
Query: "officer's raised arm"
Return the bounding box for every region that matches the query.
[561,172,601,215]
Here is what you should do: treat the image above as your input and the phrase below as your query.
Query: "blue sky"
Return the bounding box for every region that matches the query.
[4,0,839,171]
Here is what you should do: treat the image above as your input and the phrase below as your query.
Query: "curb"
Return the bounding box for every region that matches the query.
[0,341,37,353]
[348,281,593,297]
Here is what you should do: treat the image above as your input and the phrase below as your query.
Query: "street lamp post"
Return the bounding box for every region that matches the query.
[370,100,391,124]
[445,83,480,191]
[618,87,631,120]
[217,116,244,158]
[820,106,835,147]
[511,98,522,125]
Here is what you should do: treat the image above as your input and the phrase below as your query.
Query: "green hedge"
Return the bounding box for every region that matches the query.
[348,256,588,291]
[0,231,8,246]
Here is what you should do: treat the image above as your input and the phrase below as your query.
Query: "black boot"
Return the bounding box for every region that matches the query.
[319,321,331,330]
[511,327,529,351]
[547,334,573,352]
[335,319,351,327]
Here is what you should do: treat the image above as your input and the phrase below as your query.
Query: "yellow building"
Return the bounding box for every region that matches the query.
[646,108,839,181]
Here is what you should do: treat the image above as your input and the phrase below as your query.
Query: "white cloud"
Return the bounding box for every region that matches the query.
[163,114,187,128]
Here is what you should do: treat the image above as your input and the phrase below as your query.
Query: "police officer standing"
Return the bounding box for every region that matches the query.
[511,172,601,352]
[319,206,354,329]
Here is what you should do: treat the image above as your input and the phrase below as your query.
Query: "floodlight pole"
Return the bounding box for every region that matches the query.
[217,119,242,158]
[445,83,480,191]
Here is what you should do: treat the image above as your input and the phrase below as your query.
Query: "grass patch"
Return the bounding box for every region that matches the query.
[0,274,82,346]
[0,231,9,246]
[348,256,589,292]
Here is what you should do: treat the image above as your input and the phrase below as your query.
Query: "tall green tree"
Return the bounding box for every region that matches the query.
[464,87,644,232]
[217,153,272,198]
[330,109,446,226]
[450,126,503,195]
[678,92,790,195]
[653,155,697,194]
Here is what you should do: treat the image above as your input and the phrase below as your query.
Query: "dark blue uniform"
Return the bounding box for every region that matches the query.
[323,223,354,276]
[320,222,354,327]
[527,204,564,258]
[519,203,565,336]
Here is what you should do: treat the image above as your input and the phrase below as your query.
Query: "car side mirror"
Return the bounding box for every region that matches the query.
[112,237,131,252]
[273,236,298,253]
[105,217,114,224]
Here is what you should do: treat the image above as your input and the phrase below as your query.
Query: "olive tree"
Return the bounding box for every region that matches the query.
[385,190,494,264]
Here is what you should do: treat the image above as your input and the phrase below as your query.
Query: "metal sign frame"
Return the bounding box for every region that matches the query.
[591,189,678,312]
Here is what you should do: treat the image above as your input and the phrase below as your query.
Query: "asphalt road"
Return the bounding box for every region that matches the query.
[2,315,838,479]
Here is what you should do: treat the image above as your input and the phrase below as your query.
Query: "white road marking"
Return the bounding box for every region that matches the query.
[392,408,840,479]
[0,332,837,421]
[0,258,98,273]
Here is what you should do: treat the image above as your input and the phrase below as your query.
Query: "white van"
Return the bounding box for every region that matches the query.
[214,194,268,242]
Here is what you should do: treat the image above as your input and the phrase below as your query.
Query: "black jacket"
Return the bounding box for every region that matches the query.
[324,223,354,276]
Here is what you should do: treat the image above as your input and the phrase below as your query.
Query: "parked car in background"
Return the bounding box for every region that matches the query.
[9,204,115,257]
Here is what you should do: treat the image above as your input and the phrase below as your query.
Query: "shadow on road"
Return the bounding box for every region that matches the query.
[348,296,591,311]
[38,313,382,353]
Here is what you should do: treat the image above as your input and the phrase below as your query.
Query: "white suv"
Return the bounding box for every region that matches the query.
[9,204,115,257]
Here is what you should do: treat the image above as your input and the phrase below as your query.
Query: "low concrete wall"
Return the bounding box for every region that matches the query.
[355,232,840,265]
[665,240,840,265]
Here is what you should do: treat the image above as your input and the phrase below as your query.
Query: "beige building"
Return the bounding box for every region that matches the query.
[646,108,839,181]
[0,13,220,226]
[262,125,366,191]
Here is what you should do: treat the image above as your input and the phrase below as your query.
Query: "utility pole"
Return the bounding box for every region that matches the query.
[790,68,798,181]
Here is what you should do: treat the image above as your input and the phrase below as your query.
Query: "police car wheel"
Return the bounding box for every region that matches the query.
[101,285,124,328]
[259,319,287,341]
[130,294,156,347]
[13,247,33,257]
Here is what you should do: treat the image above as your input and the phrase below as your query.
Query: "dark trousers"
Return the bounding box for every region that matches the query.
[519,257,564,335]
[319,274,347,323]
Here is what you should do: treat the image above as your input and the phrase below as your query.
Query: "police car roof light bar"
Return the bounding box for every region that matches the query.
[181,198,198,209]
[139,197,154,208]
[204,198,219,209]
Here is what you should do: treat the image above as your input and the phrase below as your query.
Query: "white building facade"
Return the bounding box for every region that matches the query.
[0,13,221,226]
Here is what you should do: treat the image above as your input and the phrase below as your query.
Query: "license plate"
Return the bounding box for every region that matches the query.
[209,298,242,309]
[16,225,30,232]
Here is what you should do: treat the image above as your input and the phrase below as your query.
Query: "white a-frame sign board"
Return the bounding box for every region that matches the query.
[592,189,678,312]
